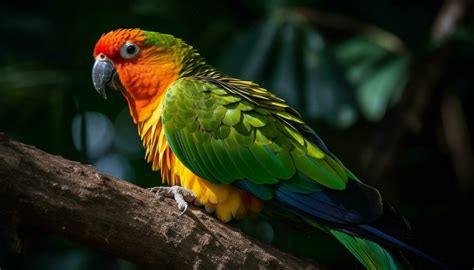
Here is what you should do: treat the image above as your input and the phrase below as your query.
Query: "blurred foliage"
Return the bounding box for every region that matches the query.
[219,10,358,128]
[220,9,410,126]
[1,0,474,269]
[335,37,409,121]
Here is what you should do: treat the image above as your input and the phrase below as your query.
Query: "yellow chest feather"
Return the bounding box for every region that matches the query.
[137,99,261,222]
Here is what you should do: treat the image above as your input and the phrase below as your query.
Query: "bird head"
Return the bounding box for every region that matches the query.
[92,28,194,122]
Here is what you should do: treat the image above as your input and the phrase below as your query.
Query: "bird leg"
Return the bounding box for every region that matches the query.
[147,186,196,216]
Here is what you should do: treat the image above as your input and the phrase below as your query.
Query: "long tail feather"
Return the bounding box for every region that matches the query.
[351,224,449,269]
[302,216,403,269]
[331,229,399,270]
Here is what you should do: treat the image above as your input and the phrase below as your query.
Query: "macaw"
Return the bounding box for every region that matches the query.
[92,29,443,269]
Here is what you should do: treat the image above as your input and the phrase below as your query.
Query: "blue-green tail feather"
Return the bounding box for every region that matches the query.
[270,181,448,269]
[301,216,402,270]
[331,229,399,270]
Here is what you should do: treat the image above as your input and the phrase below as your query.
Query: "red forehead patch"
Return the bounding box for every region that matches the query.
[93,28,145,59]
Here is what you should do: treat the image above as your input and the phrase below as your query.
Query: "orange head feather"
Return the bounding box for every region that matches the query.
[93,28,183,122]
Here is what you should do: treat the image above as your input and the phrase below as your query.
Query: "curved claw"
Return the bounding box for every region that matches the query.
[147,186,195,216]
[179,203,188,216]
[147,187,160,193]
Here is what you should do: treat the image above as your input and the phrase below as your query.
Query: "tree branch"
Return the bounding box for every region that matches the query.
[0,133,318,270]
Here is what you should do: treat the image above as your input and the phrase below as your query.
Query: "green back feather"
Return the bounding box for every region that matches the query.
[162,77,348,190]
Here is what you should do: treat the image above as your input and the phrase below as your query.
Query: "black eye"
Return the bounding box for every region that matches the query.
[120,42,140,59]
[126,44,136,54]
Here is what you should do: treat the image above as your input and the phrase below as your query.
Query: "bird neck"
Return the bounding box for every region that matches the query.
[177,43,216,78]
[127,39,219,122]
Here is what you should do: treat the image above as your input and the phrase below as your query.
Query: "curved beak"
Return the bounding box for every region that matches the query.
[92,55,122,99]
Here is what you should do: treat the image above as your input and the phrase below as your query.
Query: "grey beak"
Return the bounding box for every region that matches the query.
[92,57,115,99]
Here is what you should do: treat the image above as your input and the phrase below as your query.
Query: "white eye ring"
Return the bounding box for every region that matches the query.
[120,42,140,59]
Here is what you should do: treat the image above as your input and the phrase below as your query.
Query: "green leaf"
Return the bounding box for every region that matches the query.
[357,57,409,121]
[336,36,409,122]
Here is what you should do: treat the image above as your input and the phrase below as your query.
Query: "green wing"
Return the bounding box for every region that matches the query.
[161,77,405,270]
[162,77,349,191]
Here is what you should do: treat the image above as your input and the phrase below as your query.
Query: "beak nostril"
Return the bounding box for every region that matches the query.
[96,53,107,61]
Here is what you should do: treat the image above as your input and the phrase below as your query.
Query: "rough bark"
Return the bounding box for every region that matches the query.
[0,133,318,270]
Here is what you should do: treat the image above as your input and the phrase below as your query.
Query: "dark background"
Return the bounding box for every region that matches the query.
[1,0,473,269]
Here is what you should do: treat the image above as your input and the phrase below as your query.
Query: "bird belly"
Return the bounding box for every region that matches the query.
[139,116,261,222]
[166,149,262,222]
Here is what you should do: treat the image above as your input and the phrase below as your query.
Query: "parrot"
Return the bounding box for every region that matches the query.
[91,28,445,269]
